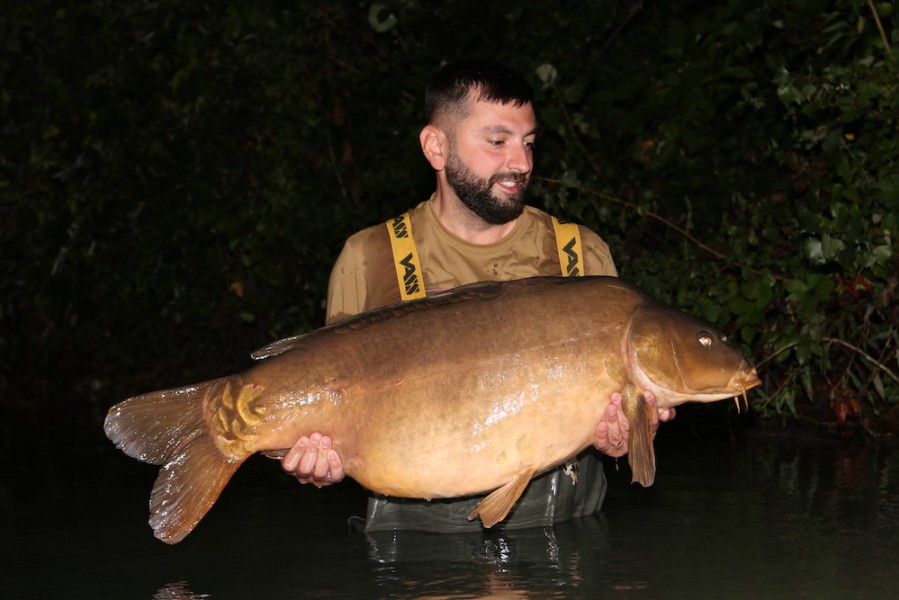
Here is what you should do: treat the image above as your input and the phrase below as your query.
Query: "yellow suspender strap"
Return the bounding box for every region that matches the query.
[386,213,427,301]
[551,216,584,277]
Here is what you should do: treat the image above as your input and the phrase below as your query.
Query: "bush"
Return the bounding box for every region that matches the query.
[1,0,896,439]
[534,0,898,434]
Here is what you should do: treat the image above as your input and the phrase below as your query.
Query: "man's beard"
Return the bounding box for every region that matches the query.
[445,152,528,225]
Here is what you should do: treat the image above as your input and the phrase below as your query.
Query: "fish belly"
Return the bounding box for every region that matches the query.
[247,335,619,499]
[230,277,635,496]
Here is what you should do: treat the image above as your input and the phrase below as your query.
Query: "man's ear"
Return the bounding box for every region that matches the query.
[420,124,448,171]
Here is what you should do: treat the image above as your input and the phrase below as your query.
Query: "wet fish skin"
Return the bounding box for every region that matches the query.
[104,276,760,543]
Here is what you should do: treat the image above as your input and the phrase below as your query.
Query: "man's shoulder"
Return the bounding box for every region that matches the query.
[523,205,604,241]
[342,218,391,251]
[335,220,394,280]
[524,205,615,275]
[344,200,431,247]
[522,204,554,227]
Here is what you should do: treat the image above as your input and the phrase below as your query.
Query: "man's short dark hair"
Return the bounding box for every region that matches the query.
[425,59,534,124]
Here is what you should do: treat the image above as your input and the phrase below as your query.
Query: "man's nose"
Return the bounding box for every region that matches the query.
[507,142,533,174]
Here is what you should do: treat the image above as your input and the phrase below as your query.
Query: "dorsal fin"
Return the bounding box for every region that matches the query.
[250,281,508,360]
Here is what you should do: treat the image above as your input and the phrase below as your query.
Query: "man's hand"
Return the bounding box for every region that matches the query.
[281,432,345,487]
[593,391,675,457]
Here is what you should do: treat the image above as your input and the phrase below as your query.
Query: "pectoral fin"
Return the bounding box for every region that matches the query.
[468,466,537,528]
[623,389,656,487]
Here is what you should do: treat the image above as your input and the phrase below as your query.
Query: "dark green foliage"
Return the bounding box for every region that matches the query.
[1,0,896,436]
[531,0,898,432]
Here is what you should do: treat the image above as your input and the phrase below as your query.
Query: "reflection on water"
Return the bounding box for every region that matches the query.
[2,425,898,599]
[360,520,614,598]
[154,581,209,600]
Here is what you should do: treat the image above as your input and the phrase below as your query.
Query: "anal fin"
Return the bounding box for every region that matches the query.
[468,466,537,528]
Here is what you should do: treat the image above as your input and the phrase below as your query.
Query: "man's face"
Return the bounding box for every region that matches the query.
[444,98,537,225]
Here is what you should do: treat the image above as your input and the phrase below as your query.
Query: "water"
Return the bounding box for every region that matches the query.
[2,421,897,599]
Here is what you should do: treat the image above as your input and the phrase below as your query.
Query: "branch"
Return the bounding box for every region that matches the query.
[547,82,607,185]
[541,81,731,263]
[596,0,646,59]
[822,336,899,385]
[755,341,799,370]
[755,337,899,386]
[537,176,728,261]
[867,0,894,62]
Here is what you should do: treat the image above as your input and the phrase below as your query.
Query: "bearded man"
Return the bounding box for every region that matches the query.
[281,59,673,532]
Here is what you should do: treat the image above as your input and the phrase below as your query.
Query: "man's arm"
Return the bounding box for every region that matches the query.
[280,236,373,486]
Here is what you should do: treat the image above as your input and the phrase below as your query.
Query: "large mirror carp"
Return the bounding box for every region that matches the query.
[105,276,760,543]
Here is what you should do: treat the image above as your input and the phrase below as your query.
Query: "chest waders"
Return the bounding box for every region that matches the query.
[386,212,583,300]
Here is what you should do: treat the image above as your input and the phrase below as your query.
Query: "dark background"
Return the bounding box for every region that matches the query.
[1,0,897,470]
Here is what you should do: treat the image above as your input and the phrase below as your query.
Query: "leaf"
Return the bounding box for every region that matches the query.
[803,238,826,266]
[821,234,846,261]
[800,366,814,401]
[368,4,397,33]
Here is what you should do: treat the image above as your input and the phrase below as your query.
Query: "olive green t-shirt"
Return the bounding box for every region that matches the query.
[325,196,617,324]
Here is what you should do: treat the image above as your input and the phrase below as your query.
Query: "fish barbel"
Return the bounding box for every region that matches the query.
[104,276,760,543]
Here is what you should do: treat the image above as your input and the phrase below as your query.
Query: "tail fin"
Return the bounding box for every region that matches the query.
[621,389,656,487]
[104,379,245,544]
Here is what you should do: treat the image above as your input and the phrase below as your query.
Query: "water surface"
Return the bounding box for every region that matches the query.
[2,423,896,599]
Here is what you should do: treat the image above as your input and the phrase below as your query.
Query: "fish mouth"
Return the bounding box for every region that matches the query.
[637,361,762,409]
[727,364,762,412]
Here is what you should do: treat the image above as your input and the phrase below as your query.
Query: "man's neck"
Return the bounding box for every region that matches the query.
[429,188,519,245]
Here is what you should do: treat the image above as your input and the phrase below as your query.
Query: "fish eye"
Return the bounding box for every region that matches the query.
[697,332,713,347]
